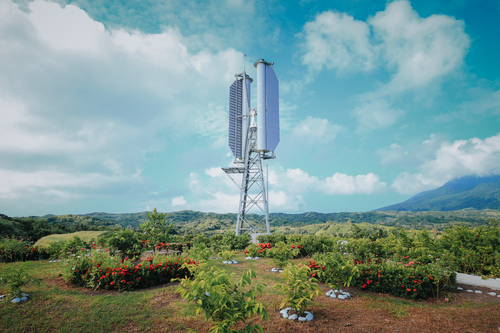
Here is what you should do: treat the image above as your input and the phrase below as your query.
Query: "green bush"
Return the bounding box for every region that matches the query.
[176,263,269,333]
[61,249,193,292]
[275,264,321,316]
[0,238,49,263]
[97,230,143,258]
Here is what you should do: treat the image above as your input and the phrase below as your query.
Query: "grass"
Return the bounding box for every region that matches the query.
[35,231,106,247]
[1,252,499,333]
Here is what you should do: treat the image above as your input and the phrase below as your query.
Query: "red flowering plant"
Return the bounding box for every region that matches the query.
[268,241,300,269]
[0,237,50,263]
[244,243,264,258]
[350,260,456,300]
[61,247,194,292]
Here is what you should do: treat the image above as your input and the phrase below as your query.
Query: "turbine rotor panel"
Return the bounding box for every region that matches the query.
[228,78,243,159]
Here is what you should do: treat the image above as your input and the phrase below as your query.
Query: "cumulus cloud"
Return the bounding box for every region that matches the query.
[391,132,500,194]
[300,11,374,73]
[290,116,345,143]
[171,196,187,206]
[299,0,470,132]
[0,0,244,214]
[352,99,405,133]
[178,166,386,213]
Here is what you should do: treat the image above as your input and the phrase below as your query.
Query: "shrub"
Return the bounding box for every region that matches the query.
[176,264,269,333]
[0,263,41,299]
[275,264,321,316]
[97,230,143,258]
[0,238,49,263]
[267,242,300,268]
[61,248,193,291]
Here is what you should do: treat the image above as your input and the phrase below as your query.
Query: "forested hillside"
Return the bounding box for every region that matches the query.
[2,209,499,239]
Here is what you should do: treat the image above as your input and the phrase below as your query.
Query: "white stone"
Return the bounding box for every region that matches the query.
[330,293,337,298]
[288,314,298,320]
[334,289,339,293]
[232,260,238,264]
[475,290,482,294]
[487,292,496,296]
[280,308,290,314]
[271,268,278,272]
[282,312,289,318]
[467,290,473,292]
[306,314,314,321]
[298,317,307,321]
[326,290,333,296]
[206,292,210,297]
[279,270,284,273]
[245,257,252,260]
[339,289,344,293]
[11,298,21,303]
[254,257,260,260]
[338,295,346,300]
[457,287,463,290]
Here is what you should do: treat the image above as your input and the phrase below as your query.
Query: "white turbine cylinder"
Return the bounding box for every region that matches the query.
[255,59,267,152]
[241,75,251,155]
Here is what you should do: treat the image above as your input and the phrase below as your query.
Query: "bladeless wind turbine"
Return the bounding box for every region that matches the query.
[222,59,279,235]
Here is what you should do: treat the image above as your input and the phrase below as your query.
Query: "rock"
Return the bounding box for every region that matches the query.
[288,314,298,320]
[334,289,339,293]
[206,292,210,297]
[245,257,252,260]
[298,317,307,321]
[11,298,21,303]
[467,290,473,292]
[457,287,463,290]
[271,268,278,272]
[280,308,290,314]
[475,290,483,294]
[487,292,497,296]
[339,289,344,293]
[326,290,333,296]
[232,260,238,264]
[254,257,260,260]
[279,270,284,273]
[338,295,346,300]
[330,293,337,298]
[20,297,28,302]
[282,312,289,318]
[306,314,314,321]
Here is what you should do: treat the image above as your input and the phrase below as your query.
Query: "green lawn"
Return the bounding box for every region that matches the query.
[35,231,106,247]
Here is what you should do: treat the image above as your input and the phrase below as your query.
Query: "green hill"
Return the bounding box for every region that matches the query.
[377,176,500,211]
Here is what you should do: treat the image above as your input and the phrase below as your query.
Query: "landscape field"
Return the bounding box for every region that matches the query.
[1,253,499,333]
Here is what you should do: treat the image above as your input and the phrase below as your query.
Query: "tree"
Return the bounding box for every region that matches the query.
[139,208,173,246]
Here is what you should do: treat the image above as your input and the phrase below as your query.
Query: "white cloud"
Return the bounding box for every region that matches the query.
[391,132,500,194]
[300,10,374,73]
[30,0,106,54]
[181,165,386,213]
[322,172,386,195]
[352,99,405,132]
[299,0,470,132]
[0,0,244,213]
[171,196,187,206]
[369,0,470,92]
[291,116,344,143]
[300,0,470,90]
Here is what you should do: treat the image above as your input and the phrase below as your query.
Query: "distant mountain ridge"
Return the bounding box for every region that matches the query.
[376,175,500,211]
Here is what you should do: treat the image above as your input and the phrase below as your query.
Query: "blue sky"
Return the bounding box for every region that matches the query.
[1,0,500,216]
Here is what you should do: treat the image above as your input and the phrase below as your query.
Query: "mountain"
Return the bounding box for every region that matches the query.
[376,175,500,211]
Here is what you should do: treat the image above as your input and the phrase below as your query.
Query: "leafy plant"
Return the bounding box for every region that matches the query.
[176,263,269,333]
[275,264,321,316]
[267,241,299,268]
[0,264,41,299]
[139,208,174,246]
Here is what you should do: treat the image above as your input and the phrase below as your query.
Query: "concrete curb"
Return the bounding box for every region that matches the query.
[456,273,500,291]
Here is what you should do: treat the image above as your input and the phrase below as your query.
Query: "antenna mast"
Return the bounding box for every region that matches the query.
[222,58,279,236]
